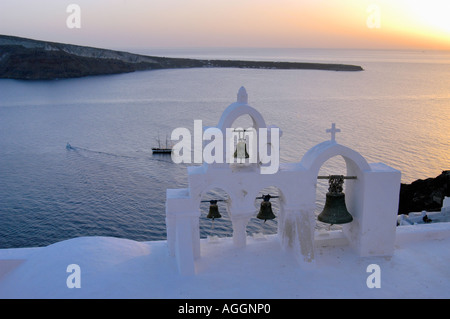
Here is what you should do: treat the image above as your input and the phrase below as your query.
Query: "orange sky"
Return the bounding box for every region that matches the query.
[0,0,449,50]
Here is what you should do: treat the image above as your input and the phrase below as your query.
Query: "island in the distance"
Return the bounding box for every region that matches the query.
[0,35,363,80]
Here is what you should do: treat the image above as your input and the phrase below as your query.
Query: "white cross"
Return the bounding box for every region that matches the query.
[326,123,341,142]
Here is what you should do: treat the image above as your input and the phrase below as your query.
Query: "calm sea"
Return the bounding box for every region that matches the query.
[1,48,449,248]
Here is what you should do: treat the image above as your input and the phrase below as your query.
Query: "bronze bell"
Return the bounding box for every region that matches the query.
[318,175,353,225]
[207,200,222,220]
[233,138,250,159]
[257,194,276,222]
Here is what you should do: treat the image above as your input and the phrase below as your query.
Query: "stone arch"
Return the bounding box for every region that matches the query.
[198,186,234,238]
[195,183,236,210]
[216,87,267,133]
[212,100,267,168]
[244,184,286,236]
[247,184,285,209]
[250,185,286,220]
[300,141,371,178]
[217,103,267,132]
[300,141,371,230]
[314,156,349,230]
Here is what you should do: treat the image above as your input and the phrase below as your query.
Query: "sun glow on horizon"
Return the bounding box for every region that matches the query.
[407,0,450,34]
[385,0,450,48]
[0,0,449,50]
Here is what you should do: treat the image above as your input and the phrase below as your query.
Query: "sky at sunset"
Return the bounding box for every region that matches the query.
[1,0,449,50]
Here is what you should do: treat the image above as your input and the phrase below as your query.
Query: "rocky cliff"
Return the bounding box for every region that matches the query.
[0,35,363,80]
[399,170,450,214]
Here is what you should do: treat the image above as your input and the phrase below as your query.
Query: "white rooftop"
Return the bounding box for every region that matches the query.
[0,222,449,299]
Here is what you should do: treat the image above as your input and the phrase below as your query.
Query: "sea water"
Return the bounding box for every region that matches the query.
[1,48,449,248]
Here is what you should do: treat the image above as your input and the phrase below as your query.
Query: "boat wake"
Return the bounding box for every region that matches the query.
[65,143,174,163]
[66,143,136,159]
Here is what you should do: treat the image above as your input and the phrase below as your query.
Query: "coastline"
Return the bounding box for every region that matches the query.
[0,34,363,80]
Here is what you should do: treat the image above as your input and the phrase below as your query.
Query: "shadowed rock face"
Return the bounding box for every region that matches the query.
[0,45,151,79]
[399,171,450,214]
[0,35,363,80]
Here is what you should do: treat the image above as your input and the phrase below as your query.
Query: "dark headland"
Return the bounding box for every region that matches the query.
[0,35,363,80]
[399,170,450,215]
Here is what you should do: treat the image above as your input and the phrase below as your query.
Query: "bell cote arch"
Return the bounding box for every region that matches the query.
[217,87,267,132]
[300,141,371,178]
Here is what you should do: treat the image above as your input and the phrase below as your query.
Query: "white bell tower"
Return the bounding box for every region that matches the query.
[165,87,401,275]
